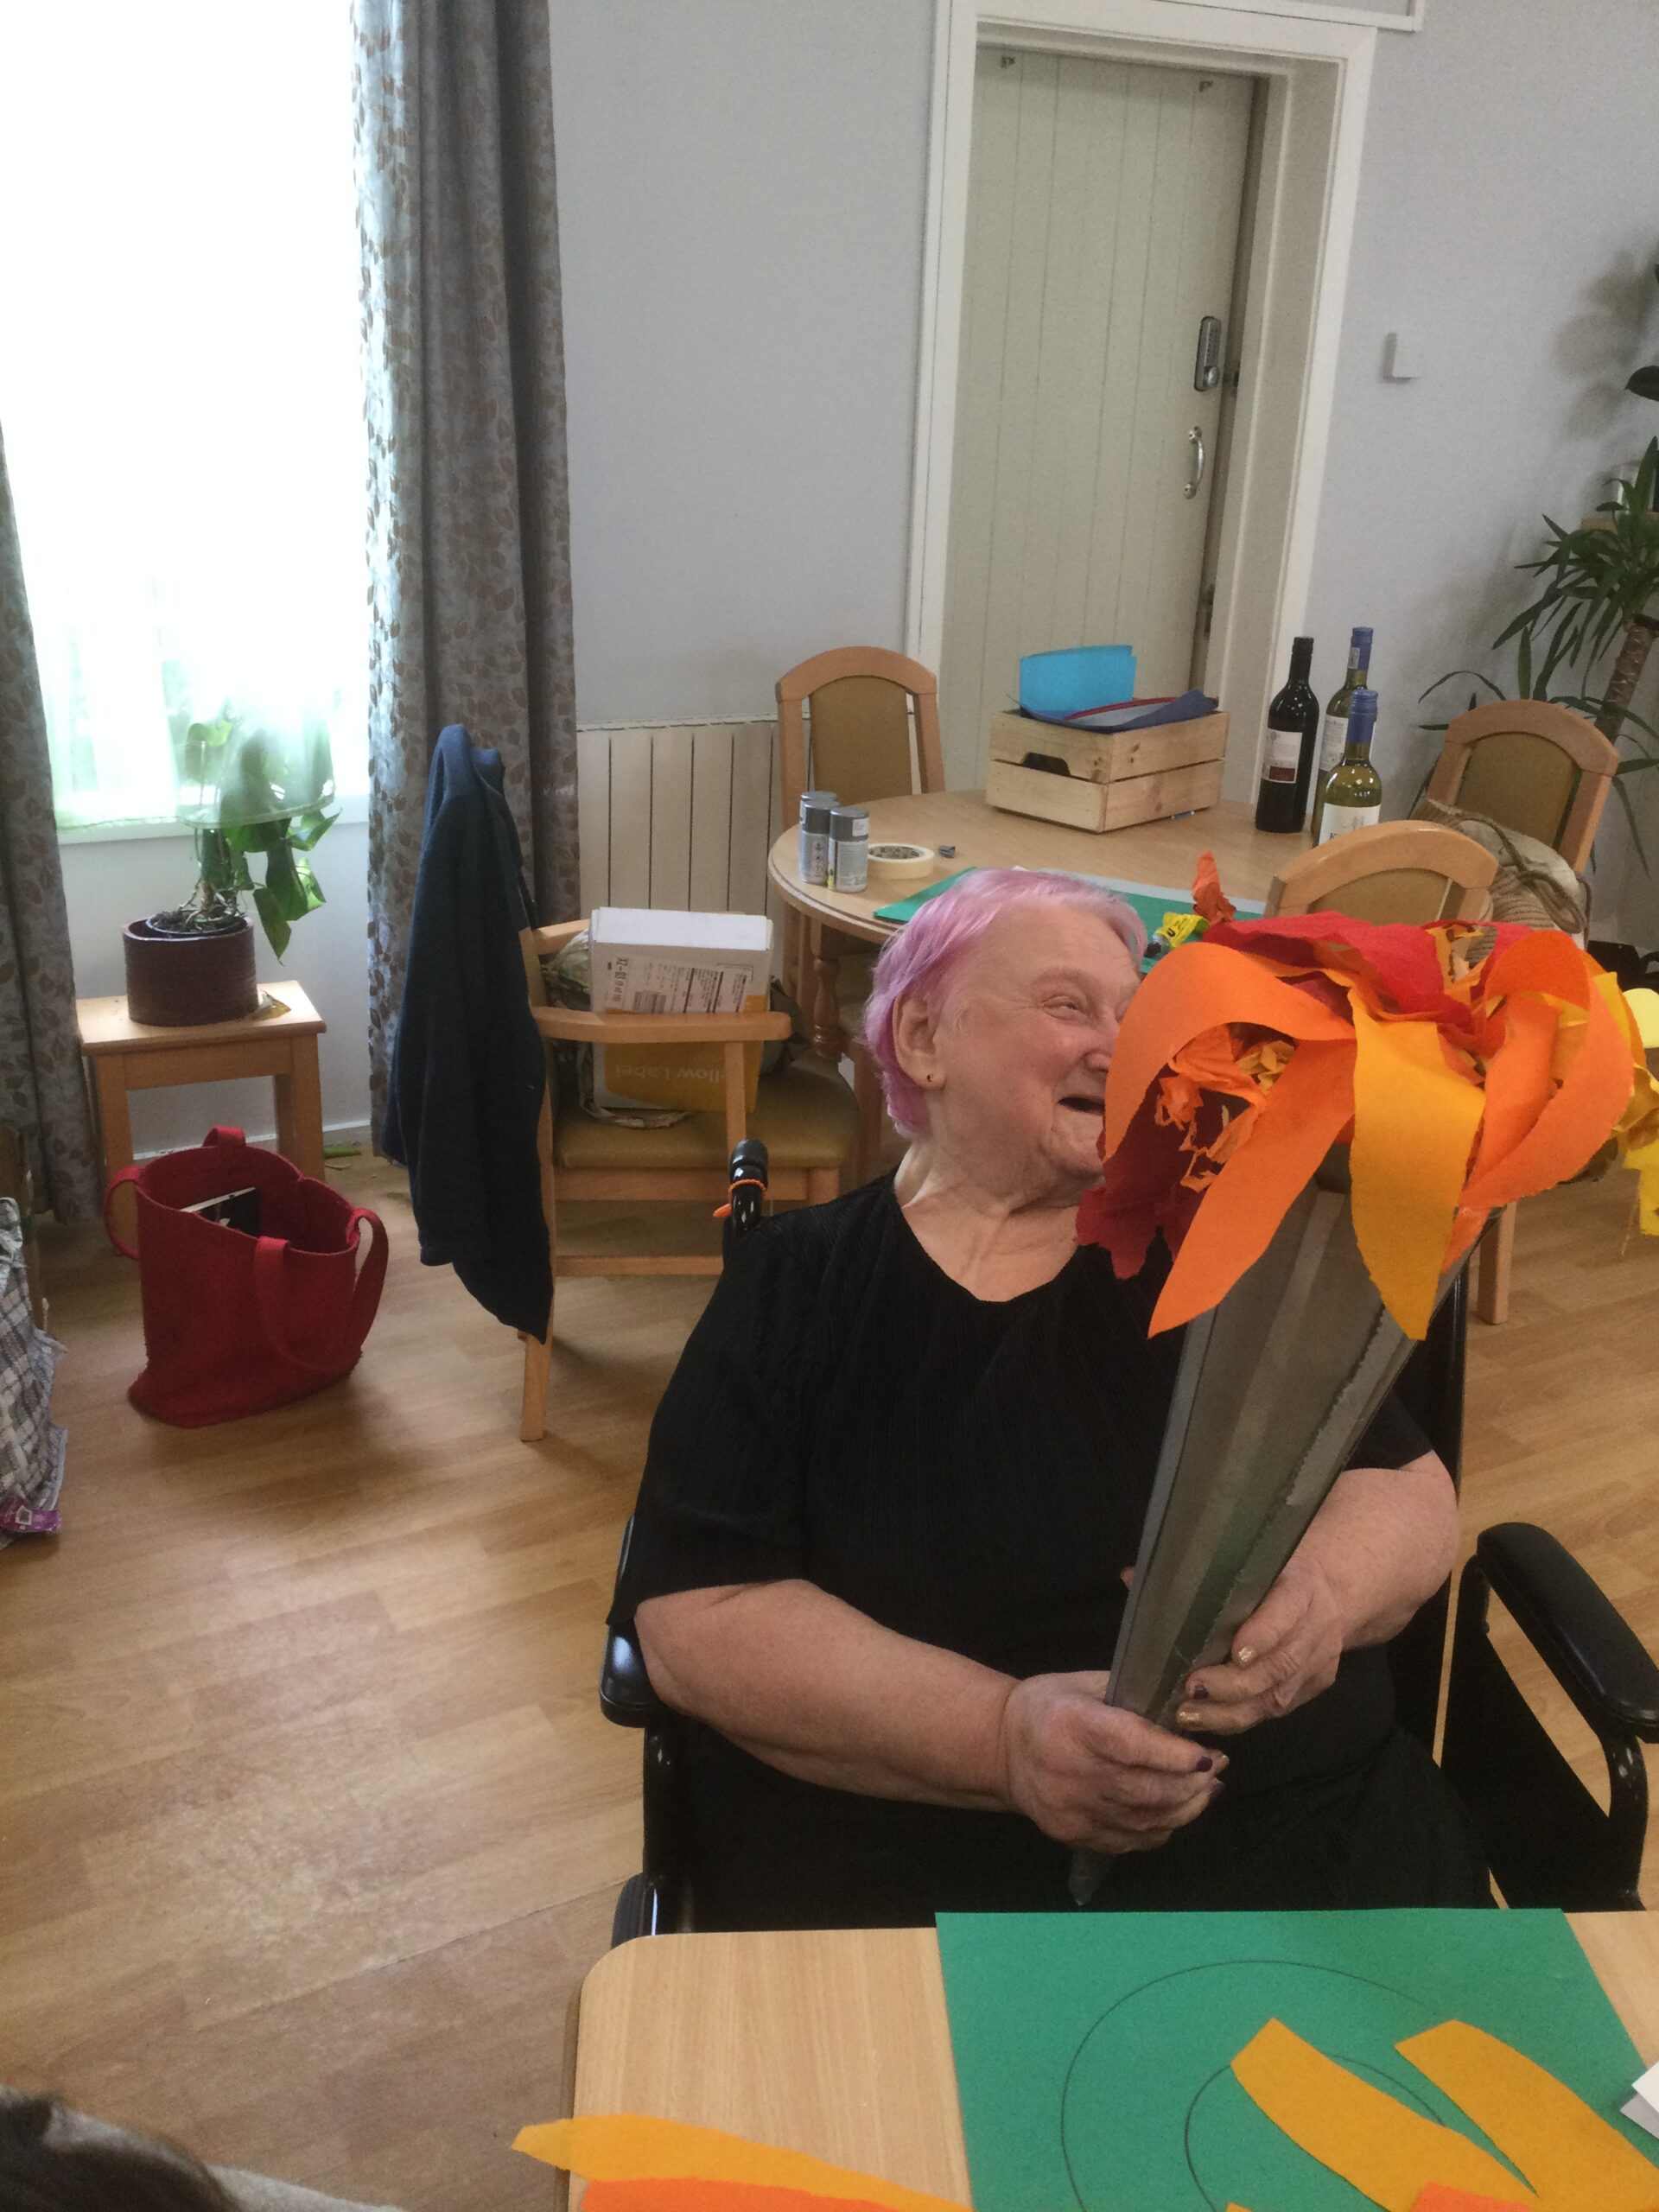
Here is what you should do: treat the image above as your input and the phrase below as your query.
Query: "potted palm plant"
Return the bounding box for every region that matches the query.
[123,712,338,1027]
[1422,438,1659,862]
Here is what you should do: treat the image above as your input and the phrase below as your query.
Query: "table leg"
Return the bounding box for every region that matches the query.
[93,1059,137,1247]
[809,923,847,1062]
[273,1037,327,1180]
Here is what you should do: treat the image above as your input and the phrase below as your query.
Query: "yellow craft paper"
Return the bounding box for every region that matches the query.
[1397,2022,1659,2212]
[1348,1000,1485,1338]
[1230,2020,1536,2211]
[1624,986,1659,1050]
[512,2116,969,2212]
[1409,2190,1531,2212]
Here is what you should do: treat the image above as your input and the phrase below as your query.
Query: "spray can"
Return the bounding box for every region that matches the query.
[829,804,870,893]
[798,791,837,886]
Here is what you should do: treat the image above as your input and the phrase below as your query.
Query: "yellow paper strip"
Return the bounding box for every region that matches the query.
[512,2116,969,2212]
[1349,1001,1485,1338]
[1398,2022,1659,2212]
[1230,2019,1536,2212]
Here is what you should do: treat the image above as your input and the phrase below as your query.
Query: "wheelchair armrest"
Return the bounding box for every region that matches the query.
[601,1620,672,1728]
[1477,1522,1659,1741]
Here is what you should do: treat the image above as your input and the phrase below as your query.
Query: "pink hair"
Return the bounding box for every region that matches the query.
[861,868,1147,1137]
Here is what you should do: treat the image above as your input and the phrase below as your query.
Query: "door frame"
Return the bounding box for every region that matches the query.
[906,0,1377,800]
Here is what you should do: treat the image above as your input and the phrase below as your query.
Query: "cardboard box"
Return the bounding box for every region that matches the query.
[986,709,1228,832]
[588,909,772,1115]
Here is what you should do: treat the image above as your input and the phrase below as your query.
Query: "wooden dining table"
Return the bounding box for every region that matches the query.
[565,1919,1659,2209]
[766,790,1300,1058]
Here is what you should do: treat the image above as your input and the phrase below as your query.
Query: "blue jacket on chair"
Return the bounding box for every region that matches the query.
[383,726,553,1340]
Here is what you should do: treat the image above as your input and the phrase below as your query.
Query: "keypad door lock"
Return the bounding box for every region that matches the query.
[1193,315,1224,393]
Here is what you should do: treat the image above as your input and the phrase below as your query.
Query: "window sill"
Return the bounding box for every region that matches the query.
[56,791,370,844]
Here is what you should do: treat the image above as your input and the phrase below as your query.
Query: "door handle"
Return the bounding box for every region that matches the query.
[1184,424,1206,500]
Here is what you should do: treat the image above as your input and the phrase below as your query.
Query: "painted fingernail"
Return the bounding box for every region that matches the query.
[1177,1706,1203,1729]
[1186,1680,1211,1701]
[1234,1645,1257,1668]
[1208,1779,1226,1800]
[1193,1754,1214,1773]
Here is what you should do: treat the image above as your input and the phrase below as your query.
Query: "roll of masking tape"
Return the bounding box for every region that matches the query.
[866,842,935,886]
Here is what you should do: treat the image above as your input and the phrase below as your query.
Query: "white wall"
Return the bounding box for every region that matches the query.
[60,821,371,1157]
[1300,0,1659,945]
[551,0,1659,942]
[549,0,935,726]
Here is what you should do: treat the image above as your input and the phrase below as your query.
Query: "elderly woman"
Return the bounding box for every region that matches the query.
[613,869,1485,1929]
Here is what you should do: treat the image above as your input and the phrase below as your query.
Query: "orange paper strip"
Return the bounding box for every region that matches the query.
[1398,2022,1659,2212]
[1152,1039,1353,1333]
[512,2116,969,2212]
[583,2181,894,2212]
[1411,2190,1532,2212]
[1349,999,1485,1338]
[1461,984,1632,1214]
[1230,2019,1535,2211]
[1103,941,1352,1160]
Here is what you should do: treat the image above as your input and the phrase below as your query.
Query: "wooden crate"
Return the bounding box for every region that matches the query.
[986,709,1228,832]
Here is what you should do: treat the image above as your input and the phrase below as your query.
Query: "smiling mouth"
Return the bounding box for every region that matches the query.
[1059,1095,1105,1116]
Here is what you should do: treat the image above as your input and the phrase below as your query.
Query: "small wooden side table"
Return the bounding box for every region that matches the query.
[79,985,327,1239]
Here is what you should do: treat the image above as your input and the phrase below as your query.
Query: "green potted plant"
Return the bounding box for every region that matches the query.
[1422,438,1659,862]
[122,711,338,1027]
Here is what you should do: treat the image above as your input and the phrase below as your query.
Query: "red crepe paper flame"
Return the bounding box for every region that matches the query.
[1078,915,1659,1338]
[1192,849,1237,926]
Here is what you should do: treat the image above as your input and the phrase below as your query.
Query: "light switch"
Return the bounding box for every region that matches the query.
[1382,330,1421,381]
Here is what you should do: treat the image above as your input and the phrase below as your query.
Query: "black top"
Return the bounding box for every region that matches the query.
[616,1176,1486,1928]
[383,726,551,1339]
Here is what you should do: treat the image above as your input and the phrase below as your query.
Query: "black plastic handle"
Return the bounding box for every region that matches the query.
[1478,1522,1659,1738]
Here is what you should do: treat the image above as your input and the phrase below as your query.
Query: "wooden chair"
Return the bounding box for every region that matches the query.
[1427,699,1618,876]
[776,648,946,1186]
[1262,818,1497,923]
[1427,701,1621,1322]
[518,920,860,1442]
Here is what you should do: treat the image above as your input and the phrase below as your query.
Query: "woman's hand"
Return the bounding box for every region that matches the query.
[1175,1453,1458,1738]
[997,1671,1225,1853]
[1177,1553,1344,1736]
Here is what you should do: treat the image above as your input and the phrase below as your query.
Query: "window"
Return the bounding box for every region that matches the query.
[0,2,367,829]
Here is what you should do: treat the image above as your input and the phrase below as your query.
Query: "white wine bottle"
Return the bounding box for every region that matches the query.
[1311,625,1372,842]
[1317,687,1382,842]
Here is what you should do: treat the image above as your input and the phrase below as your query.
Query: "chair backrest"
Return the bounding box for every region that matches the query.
[1263,820,1497,925]
[776,646,945,825]
[1427,700,1618,874]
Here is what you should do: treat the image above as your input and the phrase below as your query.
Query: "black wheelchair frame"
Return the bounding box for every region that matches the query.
[601,1145,1659,1940]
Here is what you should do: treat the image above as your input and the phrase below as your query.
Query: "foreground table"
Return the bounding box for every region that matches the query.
[569,1919,1659,2207]
[767,791,1295,1057]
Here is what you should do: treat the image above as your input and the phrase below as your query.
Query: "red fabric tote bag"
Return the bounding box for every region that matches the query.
[104,1126,388,1427]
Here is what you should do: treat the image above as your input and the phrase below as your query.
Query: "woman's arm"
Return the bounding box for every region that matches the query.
[1180,1449,1458,1736]
[637,1580,1223,1853]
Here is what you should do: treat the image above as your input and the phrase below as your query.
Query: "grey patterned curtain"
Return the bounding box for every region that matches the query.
[353,0,580,1136]
[0,425,99,1224]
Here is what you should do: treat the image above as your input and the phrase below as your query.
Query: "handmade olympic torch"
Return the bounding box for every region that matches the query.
[1070,909,1659,1905]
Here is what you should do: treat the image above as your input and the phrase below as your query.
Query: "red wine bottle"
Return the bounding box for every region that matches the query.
[1254,635,1320,833]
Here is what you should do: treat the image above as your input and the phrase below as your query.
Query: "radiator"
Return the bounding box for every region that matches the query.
[575,721,783,922]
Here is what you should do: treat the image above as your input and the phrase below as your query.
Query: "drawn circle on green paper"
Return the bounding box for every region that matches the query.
[1057,1959,1480,2212]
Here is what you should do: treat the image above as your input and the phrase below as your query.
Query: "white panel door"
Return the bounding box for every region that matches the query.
[941,50,1254,783]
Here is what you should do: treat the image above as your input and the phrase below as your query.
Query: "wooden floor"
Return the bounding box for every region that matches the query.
[1,1158,1655,2210]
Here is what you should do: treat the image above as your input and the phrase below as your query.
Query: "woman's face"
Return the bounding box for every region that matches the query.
[895,903,1141,1197]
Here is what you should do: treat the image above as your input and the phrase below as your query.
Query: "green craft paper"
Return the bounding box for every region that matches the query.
[870,868,1263,970]
[872,869,978,925]
[936,1910,1651,2212]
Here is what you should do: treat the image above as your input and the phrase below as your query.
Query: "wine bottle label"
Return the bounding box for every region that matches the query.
[1262,727,1300,783]
[1319,714,1347,775]
[1318,801,1382,845]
